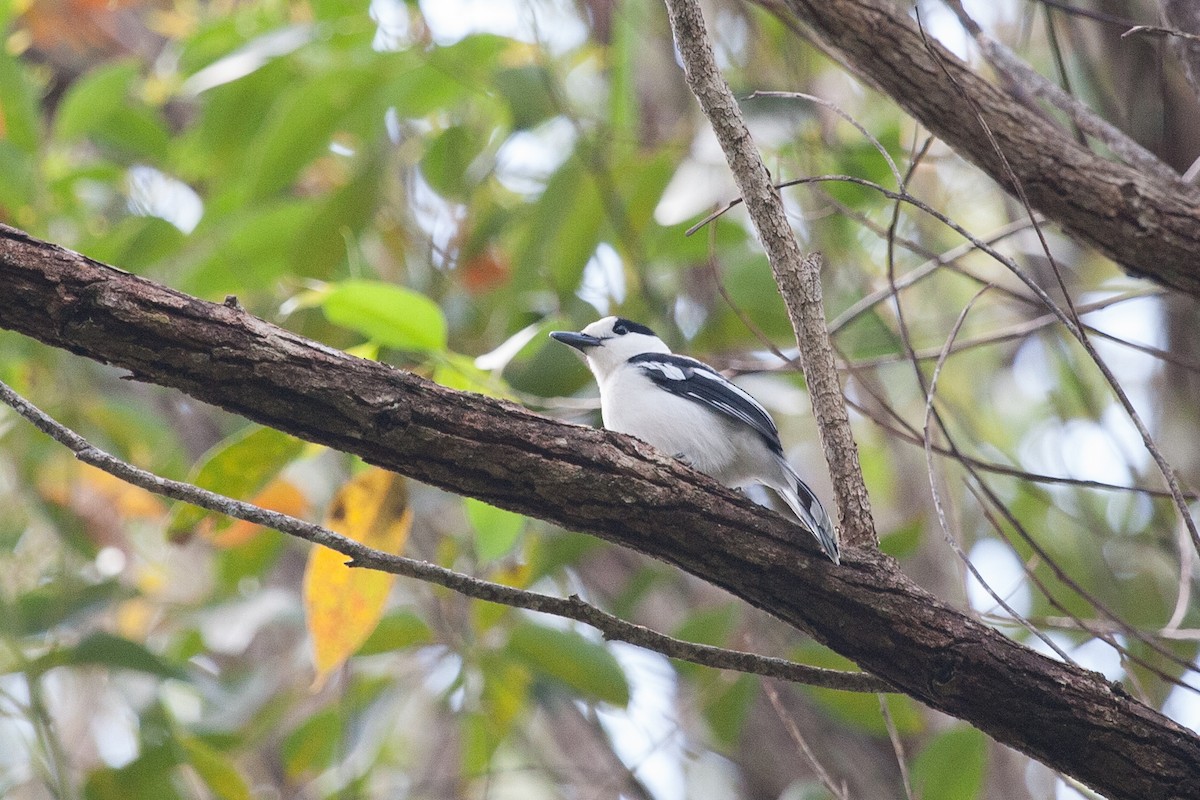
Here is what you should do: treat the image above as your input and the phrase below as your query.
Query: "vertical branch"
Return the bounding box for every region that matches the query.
[663,0,876,548]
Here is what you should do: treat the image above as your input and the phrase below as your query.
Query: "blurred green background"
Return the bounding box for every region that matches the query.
[0,1,1196,798]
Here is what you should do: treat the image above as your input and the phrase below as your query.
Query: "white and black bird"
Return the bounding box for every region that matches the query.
[550,316,839,563]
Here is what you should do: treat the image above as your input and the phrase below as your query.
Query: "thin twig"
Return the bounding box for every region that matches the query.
[919,287,1074,661]
[763,680,849,800]
[945,0,1177,181]
[748,90,903,189]
[879,694,915,800]
[0,379,888,694]
[696,168,1200,557]
[915,9,1200,570]
[1123,25,1200,42]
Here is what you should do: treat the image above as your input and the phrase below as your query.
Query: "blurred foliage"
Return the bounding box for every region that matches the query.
[0,0,1195,798]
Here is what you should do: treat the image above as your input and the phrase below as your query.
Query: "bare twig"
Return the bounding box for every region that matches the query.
[665,0,876,548]
[1034,0,1140,29]
[879,694,915,800]
[0,379,887,694]
[1122,24,1200,42]
[914,10,1200,571]
[945,0,1177,182]
[763,680,849,800]
[748,90,903,188]
[919,288,1074,662]
[698,168,1200,557]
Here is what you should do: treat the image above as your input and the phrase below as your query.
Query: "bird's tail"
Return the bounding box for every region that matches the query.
[775,462,840,564]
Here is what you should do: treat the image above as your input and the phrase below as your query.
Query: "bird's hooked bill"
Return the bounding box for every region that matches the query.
[549,330,603,351]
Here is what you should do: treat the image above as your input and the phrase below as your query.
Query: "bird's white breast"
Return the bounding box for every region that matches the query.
[598,365,741,479]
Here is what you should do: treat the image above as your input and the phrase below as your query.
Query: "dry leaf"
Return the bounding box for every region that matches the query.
[303,468,411,688]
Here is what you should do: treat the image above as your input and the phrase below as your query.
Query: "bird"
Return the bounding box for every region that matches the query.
[550,316,839,563]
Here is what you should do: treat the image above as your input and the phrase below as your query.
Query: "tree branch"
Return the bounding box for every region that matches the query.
[0,378,883,693]
[772,0,1200,301]
[2,225,1199,797]
[663,0,876,549]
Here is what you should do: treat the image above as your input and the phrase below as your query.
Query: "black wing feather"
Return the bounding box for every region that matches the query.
[628,353,783,453]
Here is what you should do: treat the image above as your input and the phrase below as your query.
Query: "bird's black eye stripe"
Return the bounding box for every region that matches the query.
[612,318,656,337]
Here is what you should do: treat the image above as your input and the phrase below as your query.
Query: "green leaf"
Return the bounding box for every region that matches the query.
[426,34,513,87]
[281,709,341,778]
[493,66,558,130]
[673,605,739,646]
[356,610,435,656]
[215,525,285,596]
[507,622,629,706]
[432,352,512,398]
[7,579,131,636]
[33,632,187,680]
[180,735,251,800]
[291,148,385,278]
[795,642,924,736]
[80,216,187,272]
[85,756,181,800]
[517,157,603,295]
[479,652,532,739]
[459,711,496,776]
[911,727,988,800]
[243,66,381,200]
[669,605,739,680]
[608,0,638,142]
[96,106,173,161]
[321,280,448,352]
[0,140,36,212]
[421,125,488,199]
[54,61,139,143]
[466,497,526,562]
[619,151,676,235]
[880,519,924,558]
[0,53,41,152]
[387,62,473,118]
[186,200,313,295]
[52,60,170,160]
[703,673,758,748]
[170,426,304,536]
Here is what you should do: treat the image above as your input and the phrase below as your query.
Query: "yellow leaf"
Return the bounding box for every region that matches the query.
[303,468,411,688]
[208,478,309,548]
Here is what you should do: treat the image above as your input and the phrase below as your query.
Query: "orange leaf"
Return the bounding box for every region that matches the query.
[303,469,411,688]
[208,478,309,548]
[38,461,165,520]
[460,247,510,294]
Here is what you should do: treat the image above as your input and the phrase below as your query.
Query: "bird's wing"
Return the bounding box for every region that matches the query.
[627,353,782,452]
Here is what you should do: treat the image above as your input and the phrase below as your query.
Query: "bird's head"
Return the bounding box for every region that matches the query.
[550,316,671,377]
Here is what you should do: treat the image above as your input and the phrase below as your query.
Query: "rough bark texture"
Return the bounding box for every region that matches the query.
[775,0,1200,301]
[2,226,1200,799]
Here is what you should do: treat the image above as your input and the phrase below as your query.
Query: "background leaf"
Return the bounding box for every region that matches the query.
[506,622,630,707]
[321,280,448,352]
[304,468,411,686]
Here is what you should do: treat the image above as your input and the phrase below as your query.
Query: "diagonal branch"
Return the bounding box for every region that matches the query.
[771,0,1200,301]
[2,220,1200,800]
[1,224,1199,797]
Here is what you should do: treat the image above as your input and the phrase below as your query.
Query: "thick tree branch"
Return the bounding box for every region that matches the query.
[772,0,1200,301]
[2,226,1199,798]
